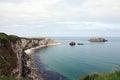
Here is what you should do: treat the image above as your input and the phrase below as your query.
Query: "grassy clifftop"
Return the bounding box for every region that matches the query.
[0,33,8,40]
[80,70,120,80]
[0,33,20,41]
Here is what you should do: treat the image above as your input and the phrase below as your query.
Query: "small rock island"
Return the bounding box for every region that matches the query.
[69,42,76,46]
[77,43,84,45]
[89,37,108,42]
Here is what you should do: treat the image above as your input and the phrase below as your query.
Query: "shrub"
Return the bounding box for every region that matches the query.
[80,70,120,80]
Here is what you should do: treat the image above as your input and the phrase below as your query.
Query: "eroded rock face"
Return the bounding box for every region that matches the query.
[10,40,22,77]
[89,38,108,42]
[0,33,51,78]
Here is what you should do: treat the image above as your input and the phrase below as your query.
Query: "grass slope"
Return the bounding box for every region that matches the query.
[80,70,120,80]
[0,33,19,76]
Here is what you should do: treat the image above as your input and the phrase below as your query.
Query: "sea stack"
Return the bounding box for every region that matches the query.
[69,42,76,46]
[89,37,108,42]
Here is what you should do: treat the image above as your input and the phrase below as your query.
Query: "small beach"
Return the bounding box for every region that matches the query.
[24,43,67,80]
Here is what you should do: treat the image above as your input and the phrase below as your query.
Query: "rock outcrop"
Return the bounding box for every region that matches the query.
[0,33,57,79]
[89,38,108,42]
[77,43,84,45]
[69,42,76,46]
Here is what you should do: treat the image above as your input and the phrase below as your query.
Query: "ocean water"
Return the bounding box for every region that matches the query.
[33,37,120,80]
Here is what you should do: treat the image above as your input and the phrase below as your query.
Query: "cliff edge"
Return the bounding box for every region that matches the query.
[0,33,58,79]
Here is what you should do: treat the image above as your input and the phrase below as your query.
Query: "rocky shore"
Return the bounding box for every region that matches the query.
[24,44,60,80]
[24,45,47,80]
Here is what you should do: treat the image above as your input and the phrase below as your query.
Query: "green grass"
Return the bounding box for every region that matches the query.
[0,76,18,80]
[0,33,20,41]
[80,70,120,80]
[0,33,8,40]
[8,35,20,41]
[0,76,25,80]
[31,37,45,40]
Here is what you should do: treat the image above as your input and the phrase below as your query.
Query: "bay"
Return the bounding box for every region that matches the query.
[33,37,120,80]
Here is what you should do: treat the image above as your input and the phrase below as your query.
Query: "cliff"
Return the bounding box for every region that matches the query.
[0,33,58,79]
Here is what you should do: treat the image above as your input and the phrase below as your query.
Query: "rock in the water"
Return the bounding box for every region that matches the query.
[89,38,108,42]
[77,43,84,45]
[69,42,76,46]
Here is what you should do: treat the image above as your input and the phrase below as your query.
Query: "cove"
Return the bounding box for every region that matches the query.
[33,37,120,80]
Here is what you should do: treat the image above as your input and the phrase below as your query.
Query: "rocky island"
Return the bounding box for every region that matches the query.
[0,33,59,80]
[69,42,76,46]
[89,37,108,42]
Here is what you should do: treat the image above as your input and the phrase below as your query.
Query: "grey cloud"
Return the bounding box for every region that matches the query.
[0,0,120,36]
[0,0,29,3]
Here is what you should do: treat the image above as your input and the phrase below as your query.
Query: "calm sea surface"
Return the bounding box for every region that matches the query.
[33,37,120,80]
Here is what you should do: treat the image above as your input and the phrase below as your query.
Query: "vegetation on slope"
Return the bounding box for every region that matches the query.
[80,70,120,80]
[0,76,26,80]
[0,33,20,41]
[0,33,18,76]
[21,49,27,78]
[31,37,45,40]
[0,41,18,76]
[0,33,8,40]
[0,76,18,80]
[8,35,20,41]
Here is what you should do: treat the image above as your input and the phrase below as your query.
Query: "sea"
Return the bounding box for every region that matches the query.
[33,37,120,80]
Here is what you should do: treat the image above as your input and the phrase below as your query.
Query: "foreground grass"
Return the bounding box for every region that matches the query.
[80,70,120,80]
[0,76,18,80]
[0,76,26,80]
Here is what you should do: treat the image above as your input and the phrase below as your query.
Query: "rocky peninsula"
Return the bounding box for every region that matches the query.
[0,33,59,80]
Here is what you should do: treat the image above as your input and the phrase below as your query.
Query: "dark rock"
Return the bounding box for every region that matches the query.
[69,42,76,46]
[89,38,108,42]
[26,67,31,74]
[77,43,84,45]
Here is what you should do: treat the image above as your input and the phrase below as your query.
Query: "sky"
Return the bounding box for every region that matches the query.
[0,0,120,37]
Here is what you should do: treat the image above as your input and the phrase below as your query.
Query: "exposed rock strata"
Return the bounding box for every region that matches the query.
[0,33,58,80]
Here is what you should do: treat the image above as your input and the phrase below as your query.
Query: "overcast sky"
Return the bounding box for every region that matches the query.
[0,0,120,37]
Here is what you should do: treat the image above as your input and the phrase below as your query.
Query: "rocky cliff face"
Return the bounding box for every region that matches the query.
[0,33,55,79]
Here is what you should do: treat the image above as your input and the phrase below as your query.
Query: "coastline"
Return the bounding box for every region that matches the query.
[24,43,60,80]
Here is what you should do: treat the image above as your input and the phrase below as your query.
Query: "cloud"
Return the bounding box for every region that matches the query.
[0,0,120,36]
[0,0,120,22]
[0,21,119,37]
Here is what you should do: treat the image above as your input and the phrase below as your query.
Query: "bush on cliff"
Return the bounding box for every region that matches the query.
[80,70,120,80]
